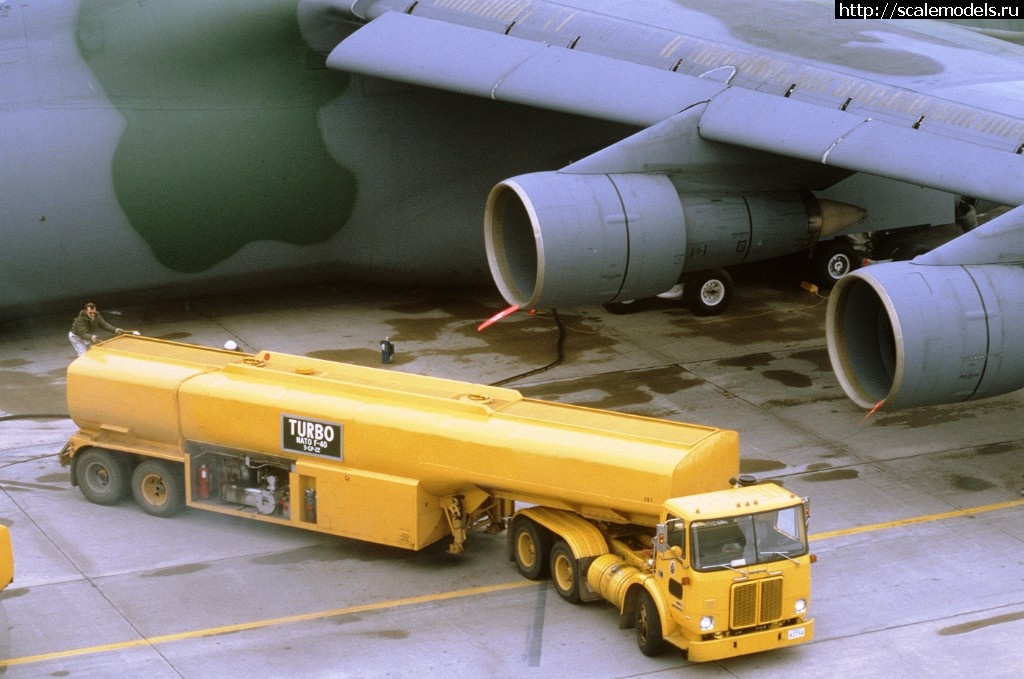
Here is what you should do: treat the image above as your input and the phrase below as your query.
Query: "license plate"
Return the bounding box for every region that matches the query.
[787,627,806,640]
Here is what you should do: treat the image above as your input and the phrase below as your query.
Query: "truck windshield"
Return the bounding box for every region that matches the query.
[690,505,808,571]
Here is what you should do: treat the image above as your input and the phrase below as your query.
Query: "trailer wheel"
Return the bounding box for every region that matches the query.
[550,540,582,604]
[512,517,551,580]
[76,448,130,506]
[635,590,667,657]
[131,459,185,518]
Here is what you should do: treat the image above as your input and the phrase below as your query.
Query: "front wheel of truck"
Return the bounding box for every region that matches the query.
[635,590,667,657]
[131,459,185,518]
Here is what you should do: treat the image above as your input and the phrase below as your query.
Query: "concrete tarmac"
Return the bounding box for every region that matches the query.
[2,267,1023,678]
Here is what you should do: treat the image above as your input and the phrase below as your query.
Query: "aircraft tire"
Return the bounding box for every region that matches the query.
[812,240,858,288]
[684,269,733,316]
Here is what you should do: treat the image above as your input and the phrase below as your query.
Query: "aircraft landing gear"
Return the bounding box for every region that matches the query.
[810,238,859,289]
[684,269,733,316]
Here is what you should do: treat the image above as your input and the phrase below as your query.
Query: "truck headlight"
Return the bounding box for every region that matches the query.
[699,615,715,631]
[794,599,807,614]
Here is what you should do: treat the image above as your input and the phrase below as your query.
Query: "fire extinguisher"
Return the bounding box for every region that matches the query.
[197,464,211,499]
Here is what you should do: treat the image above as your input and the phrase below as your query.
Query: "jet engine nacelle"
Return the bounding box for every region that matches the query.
[484,171,842,309]
[485,172,685,310]
[827,262,1024,410]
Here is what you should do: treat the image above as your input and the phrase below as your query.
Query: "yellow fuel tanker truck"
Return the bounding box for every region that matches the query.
[60,335,813,661]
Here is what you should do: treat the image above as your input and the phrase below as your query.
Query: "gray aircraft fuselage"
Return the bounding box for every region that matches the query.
[1,0,633,319]
[3,0,1022,322]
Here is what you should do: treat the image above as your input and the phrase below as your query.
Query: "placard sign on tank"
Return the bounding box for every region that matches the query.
[281,414,343,460]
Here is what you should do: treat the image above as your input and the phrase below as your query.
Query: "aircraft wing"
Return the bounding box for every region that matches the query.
[698,88,1024,207]
[329,1,1024,411]
[327,10,724,128]
[328,6,1024,205]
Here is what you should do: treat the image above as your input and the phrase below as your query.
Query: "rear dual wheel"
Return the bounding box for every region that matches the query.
[131,459,185,518]
[511,517,552,580]
[76,448,130,505]
[76,449,185,517]
[550,540,582,604]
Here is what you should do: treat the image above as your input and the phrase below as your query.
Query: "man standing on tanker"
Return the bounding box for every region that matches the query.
[68,302,133,356]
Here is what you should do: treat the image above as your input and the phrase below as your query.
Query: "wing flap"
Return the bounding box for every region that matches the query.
[699,87,1024,206]
[332,11,1024,206]
[326,11,721,127]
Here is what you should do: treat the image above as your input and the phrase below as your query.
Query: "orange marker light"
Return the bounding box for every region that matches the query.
[478,304,519,332]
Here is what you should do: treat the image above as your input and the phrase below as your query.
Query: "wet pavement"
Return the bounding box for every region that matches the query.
[2,265,1023,677]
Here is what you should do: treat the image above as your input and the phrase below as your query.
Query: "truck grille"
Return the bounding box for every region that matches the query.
[731,577,783,628]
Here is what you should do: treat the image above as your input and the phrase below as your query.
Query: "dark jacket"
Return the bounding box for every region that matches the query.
[70,309,118,340]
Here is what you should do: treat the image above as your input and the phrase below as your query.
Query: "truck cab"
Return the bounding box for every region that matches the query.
[651,484,814,661]
[571,482,813,661]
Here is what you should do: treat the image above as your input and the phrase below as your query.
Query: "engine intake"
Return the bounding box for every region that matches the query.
[826,262,1024,409]
[485,173,686,309]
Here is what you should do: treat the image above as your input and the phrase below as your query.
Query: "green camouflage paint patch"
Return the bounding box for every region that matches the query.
[77,0,355,272]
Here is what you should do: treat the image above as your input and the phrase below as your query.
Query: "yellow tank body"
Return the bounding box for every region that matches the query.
[66,336,739,529]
